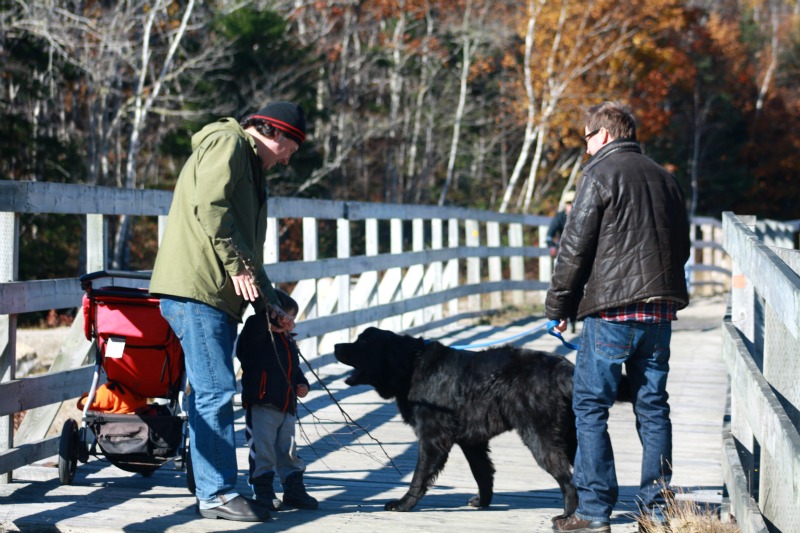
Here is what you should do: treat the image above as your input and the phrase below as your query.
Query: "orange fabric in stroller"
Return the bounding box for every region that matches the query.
[77,382,148,414]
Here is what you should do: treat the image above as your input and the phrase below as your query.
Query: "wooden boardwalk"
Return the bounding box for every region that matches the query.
[1,297,729,533]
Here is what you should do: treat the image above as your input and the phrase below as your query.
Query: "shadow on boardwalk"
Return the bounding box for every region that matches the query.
[1,296,729,533]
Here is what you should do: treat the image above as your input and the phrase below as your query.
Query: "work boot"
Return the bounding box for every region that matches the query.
[282,472,318,509]
[552,515,610,533]
[252,472,282,510]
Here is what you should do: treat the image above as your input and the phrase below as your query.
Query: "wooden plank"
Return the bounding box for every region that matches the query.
[264,246,545,285]
[0,365,94,416]
[0,278,82,315]
[0,275,152,315]
[723,212,800,340]
[721,320,800,505]
[1,211,19,484]
[720,432,769,533]
[0,181,172,216]
[0,437,59,475]
[294,280,548,340]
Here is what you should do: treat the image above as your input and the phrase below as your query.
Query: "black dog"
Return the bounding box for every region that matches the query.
[334,327,586,519]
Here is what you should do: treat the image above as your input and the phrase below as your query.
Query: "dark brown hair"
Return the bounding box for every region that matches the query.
[585,102,637,141]
[239,116,279,139]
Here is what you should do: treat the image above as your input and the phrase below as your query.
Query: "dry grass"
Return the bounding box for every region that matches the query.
[636,493,740,533]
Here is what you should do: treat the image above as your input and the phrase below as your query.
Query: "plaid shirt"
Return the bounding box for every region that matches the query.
[598,300,678,323]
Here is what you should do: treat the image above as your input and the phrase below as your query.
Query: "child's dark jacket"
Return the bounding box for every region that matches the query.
[236,312,309,414]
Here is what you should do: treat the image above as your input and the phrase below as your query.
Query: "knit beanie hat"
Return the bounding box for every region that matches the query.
[251,101,306,146]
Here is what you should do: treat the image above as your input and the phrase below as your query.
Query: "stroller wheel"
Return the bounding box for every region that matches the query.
[186,448,196,495]
[58,419,79,485]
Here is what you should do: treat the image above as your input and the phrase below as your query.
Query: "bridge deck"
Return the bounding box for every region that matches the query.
[1,297,728,533]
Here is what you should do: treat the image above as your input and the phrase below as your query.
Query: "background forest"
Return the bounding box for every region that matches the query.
[2,0,800,280]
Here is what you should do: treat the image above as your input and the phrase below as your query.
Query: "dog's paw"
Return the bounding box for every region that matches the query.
[467,494,491,508]
[384,498,413,512]
[550,512,572,523]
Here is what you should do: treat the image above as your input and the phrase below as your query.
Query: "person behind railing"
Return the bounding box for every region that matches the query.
[546,102,691,533]
[150,102,305,523]
[546,189,575,260]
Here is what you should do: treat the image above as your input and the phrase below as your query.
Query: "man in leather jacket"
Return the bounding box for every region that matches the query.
[546,102,690,533]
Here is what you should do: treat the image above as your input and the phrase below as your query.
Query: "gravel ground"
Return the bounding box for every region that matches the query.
[14,326,80,437]
[16,326,72,375]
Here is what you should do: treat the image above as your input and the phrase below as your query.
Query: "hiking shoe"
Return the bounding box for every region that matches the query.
[552,514,611,533]
[282,472,319,509]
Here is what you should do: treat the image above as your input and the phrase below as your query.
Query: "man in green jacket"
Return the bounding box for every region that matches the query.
[151,102,306,522]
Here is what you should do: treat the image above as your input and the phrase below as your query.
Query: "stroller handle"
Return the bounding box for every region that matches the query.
[80,270,153,283]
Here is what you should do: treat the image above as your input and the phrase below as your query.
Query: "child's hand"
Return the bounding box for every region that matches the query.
[268,305,296,333]
[296,384,309,398]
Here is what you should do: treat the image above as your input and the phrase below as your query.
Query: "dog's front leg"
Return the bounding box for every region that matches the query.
[385,437,452,512]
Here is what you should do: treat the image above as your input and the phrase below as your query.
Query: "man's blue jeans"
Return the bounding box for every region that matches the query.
[160,296,239,508]
[572,316,673,522]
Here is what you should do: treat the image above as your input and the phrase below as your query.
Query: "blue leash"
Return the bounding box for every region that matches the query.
[545,319,581,350]
[449,319,580,351]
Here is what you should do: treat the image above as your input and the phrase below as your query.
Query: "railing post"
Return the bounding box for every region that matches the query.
[446,218,459,316]
[428,218,444,322]
[380,219,403,332]
[335,216,350,343]
[157,214,168,247]
[537,225,550,305]
[86,214,108,273]
[487,221,502,309]
[401,218,424,328]
[301,217,319,358]
[364,218,379,327]
[466,219,480,311]
[509,222,524,306]
[1,211,19,483]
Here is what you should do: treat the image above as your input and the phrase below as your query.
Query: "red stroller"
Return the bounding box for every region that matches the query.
[58,270,193,488]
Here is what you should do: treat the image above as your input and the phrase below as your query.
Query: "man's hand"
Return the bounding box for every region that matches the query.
[554,319,568,333]
[549,246,558,258]
[231,270,260,302]
[296,384,309,398]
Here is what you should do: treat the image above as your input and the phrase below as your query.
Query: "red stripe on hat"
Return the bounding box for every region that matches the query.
[252,115,306,143]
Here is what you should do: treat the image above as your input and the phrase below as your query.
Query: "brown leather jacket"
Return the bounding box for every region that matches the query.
[545,140,691,320]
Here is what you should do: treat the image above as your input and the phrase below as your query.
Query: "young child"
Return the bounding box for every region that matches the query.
[236,289,318,510]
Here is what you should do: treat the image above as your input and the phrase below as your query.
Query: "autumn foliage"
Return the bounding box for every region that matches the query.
[1,0,798,279]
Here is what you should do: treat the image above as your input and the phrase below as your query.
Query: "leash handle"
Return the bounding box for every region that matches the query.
[546,319,581,350]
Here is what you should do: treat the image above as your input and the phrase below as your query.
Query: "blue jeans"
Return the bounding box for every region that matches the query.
[573,317,673,522]
[160,297,239,508]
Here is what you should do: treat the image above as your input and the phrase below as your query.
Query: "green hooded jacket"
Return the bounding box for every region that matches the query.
[151,118,280,320]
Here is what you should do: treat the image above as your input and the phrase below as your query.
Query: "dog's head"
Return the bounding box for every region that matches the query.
[334,327,422,399]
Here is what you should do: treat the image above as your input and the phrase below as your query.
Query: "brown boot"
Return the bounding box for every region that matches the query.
[552,514,610,533]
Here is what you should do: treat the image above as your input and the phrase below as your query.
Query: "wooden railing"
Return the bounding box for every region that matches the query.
[721,212,800,533]
[0,181,741,482]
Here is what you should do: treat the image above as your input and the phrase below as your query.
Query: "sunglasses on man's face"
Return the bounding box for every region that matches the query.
[584,129,601,142]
